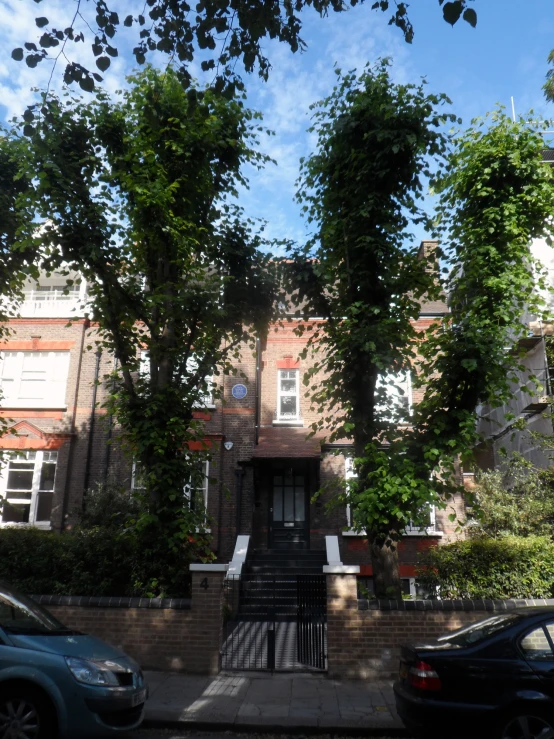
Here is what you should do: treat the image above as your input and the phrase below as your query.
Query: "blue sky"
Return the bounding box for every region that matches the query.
[1,0,553,250]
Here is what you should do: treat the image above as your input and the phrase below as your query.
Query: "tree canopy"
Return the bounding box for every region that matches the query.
[292,61,554,597]
[0,66,278,595]
[11,0,478,94]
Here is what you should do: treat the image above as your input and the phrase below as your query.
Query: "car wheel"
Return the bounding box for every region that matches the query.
[0,688,56,739]
[500,711,554,739]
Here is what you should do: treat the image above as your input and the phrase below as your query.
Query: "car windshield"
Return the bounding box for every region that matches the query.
[0,582,70,635]
[437,614,523,647]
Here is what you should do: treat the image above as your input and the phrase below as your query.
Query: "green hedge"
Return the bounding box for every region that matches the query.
[0,528,138,596]
[0,527,195,598]
[417,536,554,599]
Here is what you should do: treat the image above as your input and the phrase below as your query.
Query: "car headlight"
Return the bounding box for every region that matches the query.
[65,657,119,687]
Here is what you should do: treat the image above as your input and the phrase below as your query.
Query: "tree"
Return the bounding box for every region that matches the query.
[1,67,278,595]
[292,61,554,598]
[11,0,478,95]
[467,460,554,540]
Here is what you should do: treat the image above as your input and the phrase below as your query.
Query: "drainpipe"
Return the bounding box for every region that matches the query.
[235,466,244,537]
[82,350,102,501]
[255,335,261,445]
[103,355,118,484]
[60,318,89,530]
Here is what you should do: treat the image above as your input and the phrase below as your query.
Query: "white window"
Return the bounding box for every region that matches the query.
[277,370,300,420]
[344,456,437,535]
[131,458,209,512]
[0,451,57,526]
[405,506,436,535]
[184,460,209,512]
[140,351,214,407]
[0,352,70,408]
[345,456,357,528]
[375,371,412,418]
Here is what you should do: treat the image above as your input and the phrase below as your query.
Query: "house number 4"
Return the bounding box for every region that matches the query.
[200,578,209,590]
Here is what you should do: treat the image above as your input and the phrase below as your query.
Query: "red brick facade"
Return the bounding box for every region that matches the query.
[0,245,464,571]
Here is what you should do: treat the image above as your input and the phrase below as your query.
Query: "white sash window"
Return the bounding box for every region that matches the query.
[0,451,57,526]
[0,352,70,408]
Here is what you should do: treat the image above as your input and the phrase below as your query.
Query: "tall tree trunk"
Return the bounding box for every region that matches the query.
[369,532,402,600]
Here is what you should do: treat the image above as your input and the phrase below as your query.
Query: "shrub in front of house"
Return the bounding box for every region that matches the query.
[417,536,554,599]
[0,527,137,597]
[0,523,211,598]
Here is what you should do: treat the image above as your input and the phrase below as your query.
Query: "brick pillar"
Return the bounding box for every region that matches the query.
[326,573,359,678]
[188,569,225,674]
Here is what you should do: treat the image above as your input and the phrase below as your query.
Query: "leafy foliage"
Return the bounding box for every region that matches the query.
[417,536,554,599]
[0,525,203,598]
[1,67,278,593]
[291,60,456,596]
[73,483,140,531]
[11,0,478,94]
[292,63,554,598]
[466,461,554,539]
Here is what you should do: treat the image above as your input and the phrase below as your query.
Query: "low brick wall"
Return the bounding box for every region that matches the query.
[327,573,554,679]
[33,571,225,674]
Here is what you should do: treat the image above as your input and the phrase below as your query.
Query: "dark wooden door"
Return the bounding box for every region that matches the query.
[269,462,309,549]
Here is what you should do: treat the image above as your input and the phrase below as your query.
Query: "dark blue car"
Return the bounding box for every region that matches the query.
[0,582,147,738]
[394,607,554,739]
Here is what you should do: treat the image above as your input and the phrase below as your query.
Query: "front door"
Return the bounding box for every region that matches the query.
[269,461,309,549]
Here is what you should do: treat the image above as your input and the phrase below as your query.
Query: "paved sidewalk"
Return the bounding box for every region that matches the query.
[143,671,406,733]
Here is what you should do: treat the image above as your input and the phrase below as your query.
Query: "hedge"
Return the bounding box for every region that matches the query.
[0,527,194,597]
[417,536,554,599]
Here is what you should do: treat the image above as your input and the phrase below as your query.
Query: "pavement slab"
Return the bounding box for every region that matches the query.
[143,670,404,732]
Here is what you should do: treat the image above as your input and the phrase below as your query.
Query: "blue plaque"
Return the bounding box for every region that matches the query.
[232,383,248,399]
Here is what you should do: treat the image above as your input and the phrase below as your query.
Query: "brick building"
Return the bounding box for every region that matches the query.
[0,243,464,593]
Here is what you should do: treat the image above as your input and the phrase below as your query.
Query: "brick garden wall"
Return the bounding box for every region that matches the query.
[326,573,554,679]
[34,571,225,674]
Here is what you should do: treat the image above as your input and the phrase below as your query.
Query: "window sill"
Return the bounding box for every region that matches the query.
[0,522,52,530]
[272,419,304,427]
[0,404,67,411]
[342,529,443,538]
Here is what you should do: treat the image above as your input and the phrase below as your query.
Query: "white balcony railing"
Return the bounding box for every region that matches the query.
[14,288,85,318]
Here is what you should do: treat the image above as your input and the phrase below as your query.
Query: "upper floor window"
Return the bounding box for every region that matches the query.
[0,352,70,408]
[375,371,412,419]
[344,456,436,534]
[132,458,209,513]
[140,352,214,407]
[277,370,299,421]
[0,451,57,526]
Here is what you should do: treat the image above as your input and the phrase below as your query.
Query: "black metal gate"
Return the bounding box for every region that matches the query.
[221,574,327,671]
[297,575,327,670]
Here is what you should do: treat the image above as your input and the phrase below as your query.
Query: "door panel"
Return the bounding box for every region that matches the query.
[270,462,309,549]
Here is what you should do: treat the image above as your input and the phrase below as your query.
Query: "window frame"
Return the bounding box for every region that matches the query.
[0,450,57,528]
[0,351,70,409]
[139,351,214,408]
[131,458,210,528]
[276,369,300,422]
[375,371,412,419]
[343,456,441,537]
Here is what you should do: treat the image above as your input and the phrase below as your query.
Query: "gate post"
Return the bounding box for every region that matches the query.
[189,563,228,674]
[324,565,360,678]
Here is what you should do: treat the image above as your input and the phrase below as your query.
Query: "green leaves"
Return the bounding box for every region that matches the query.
[418,536,554,599]
[11,0,478,94]
[0,67,277,571]
[96,56,111,72]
